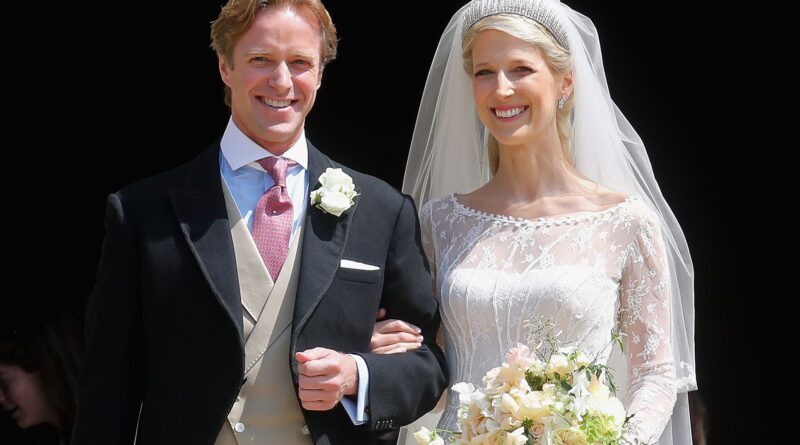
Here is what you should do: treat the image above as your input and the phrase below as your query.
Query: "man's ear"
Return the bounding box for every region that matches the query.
[218,54,232,87]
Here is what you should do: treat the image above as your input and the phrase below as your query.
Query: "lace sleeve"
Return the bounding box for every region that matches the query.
[619,211,677,444]
[419,201,437,291]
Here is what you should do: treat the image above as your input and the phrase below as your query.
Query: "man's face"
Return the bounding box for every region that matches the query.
[219,6,323,154]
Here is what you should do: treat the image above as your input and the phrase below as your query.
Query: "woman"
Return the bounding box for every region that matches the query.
[0,309,82,444]
[373,0,696,444]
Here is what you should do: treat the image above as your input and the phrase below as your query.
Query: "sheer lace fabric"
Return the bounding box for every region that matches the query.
[421,195,676,444]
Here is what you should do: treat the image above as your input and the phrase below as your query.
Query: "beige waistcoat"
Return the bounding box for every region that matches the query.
[214,181,311,444]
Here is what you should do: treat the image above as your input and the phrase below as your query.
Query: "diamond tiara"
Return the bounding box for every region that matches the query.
[461,0,570,49]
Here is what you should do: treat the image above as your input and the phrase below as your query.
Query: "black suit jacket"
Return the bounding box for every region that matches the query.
[72,141,447,445]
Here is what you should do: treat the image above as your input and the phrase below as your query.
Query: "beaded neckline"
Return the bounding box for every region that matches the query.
[449,194,635,225]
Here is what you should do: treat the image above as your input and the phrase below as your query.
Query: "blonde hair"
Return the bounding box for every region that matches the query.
[462,14,573,174]
[211,0,338,106]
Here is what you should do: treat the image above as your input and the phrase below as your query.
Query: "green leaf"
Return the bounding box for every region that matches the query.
[526,370,546,390]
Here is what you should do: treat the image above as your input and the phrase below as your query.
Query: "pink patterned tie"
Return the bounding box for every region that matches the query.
[252,157,297,280]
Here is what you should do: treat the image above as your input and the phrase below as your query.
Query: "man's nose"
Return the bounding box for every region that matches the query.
[269,62,293,91]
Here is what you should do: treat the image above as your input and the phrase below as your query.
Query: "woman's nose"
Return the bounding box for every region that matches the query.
[494,71,515,97]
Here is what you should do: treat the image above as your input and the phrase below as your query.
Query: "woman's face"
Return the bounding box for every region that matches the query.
[0,364,58,429]
[471,30,565,146]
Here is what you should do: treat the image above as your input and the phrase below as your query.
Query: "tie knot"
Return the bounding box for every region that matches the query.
[257,157,297,188]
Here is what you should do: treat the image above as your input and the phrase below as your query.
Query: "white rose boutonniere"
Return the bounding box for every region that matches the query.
[309,168,358,217]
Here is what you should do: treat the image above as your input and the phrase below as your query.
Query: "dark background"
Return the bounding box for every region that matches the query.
[4,1,788,443]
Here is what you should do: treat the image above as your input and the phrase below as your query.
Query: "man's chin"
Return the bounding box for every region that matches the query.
[257,127,304,151]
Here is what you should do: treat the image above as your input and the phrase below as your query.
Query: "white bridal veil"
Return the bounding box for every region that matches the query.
[402,1,696,444]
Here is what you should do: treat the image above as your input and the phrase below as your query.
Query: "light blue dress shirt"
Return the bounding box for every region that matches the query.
[219,118,369,424]
[219,118,308,239]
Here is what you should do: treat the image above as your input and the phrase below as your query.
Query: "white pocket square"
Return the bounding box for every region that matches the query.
[340,259,380,271]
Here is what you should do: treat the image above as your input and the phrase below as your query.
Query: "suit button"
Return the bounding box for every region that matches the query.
[236,396,241,402]
[301,425,310,435]
[234,422,246,433]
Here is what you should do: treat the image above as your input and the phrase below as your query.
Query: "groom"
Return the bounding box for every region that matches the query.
[71,1,447,444]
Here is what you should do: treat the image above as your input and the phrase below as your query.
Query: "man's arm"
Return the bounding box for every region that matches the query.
[356,195,448,431]
[72,194,143,444]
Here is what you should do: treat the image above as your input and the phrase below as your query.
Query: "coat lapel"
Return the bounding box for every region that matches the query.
[292,142,359,342]
[170,143,244,343]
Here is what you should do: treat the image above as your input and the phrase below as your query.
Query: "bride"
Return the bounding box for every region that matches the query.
[371,1,696,444]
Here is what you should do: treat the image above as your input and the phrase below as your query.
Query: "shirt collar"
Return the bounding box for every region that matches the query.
[220,117,308,172]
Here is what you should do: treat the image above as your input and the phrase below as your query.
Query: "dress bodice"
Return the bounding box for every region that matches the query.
[420,194,676,443]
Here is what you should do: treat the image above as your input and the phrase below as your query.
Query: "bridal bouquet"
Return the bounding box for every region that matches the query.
[415,322,635,445]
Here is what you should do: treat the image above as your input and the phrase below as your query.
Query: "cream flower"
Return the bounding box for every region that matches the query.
[506,426,528,445]
[549,427,590,445]
[506,343,536,369]
[574,351,592,368]
[317,168,355,193]
[412,427,444,445]
[587,374,610,401]
[515,390,554,422]
[309,168,358,217]
[547,353,571,377]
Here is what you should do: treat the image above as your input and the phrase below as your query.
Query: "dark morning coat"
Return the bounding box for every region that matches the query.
[71,141,448,445]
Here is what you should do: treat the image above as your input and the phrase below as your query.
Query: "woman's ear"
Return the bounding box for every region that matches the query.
[561,70,574,98]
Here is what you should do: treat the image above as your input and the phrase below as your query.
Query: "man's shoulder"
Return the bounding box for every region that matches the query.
[115,142,219,205]
[327,160,407,209]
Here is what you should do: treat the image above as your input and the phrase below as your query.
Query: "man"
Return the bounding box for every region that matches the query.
[71,1,447,444]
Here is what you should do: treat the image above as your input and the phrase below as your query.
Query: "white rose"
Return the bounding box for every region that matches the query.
[546,354,570,377]
[412,427,443,445]
[317,191,353,217]
[598,396,627,428]
[311,168,358,216]
[549,427,590,445]
[451,382,476,395]
[319,168,355,194]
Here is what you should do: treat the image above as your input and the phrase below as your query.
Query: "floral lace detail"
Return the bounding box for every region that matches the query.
[420,194,677,444]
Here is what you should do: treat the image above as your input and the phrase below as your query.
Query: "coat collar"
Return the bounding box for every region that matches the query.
[170,142,244,345]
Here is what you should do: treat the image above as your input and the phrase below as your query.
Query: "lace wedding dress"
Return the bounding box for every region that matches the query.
[419,194,677,444]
